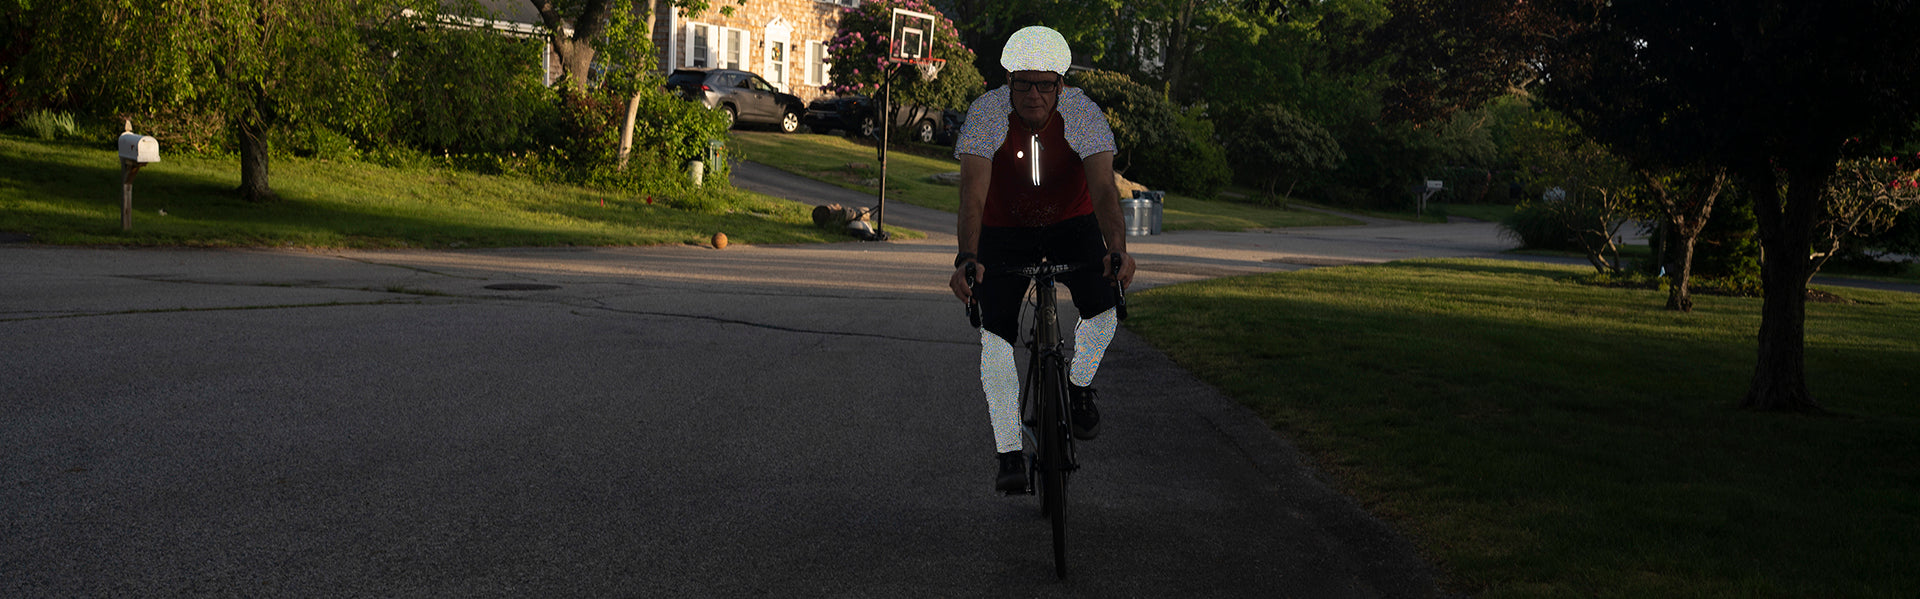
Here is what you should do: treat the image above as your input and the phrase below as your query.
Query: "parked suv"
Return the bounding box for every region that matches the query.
[665,69,805,133]
[803,95,964,144]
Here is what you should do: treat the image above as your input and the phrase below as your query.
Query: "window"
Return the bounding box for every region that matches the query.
[808,41,829,86]
[723,29,746,70]
[685,23,712,68]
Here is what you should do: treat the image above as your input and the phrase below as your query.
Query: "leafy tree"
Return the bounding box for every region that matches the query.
[1639,166,1730,311]
[528,0,738,169]
[1370,0,1569,124]
[374,14,557,154]
[935,0,1118,88]
[1503,106,1638,273]
[1811,155,1920,275]
[1223,103,1343,201]
[5,0,392,202]
[531,0,617,93]
[1538,0,1920,411]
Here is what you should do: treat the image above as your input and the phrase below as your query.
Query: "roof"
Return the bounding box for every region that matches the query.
[466,0,543,25]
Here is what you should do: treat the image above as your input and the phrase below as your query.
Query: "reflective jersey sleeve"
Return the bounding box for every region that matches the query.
[1056,88,1117,159]
[955,87,1012,160]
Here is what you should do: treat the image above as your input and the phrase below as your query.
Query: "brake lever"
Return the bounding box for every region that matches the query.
[965,262,982,328]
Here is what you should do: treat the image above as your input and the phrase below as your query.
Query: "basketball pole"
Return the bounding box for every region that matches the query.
[876,61,893,241]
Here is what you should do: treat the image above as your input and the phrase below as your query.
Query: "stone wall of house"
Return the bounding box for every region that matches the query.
[650,0,854,104]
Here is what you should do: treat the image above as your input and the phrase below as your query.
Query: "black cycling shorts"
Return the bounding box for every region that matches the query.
[974,214,1117,345]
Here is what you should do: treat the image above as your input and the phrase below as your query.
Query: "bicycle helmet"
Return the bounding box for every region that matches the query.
[1000,26,1071,75]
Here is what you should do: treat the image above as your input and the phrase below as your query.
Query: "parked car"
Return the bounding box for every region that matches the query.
[803,95,964,144]
[664,69,805,133]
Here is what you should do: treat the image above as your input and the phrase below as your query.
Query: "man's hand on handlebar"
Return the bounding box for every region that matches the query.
[950,259,981,303]
[1104,252,1137,290]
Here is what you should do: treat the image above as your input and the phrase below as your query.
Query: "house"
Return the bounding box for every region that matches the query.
[424,1,570,87]
[460,0,854,104]
[651,0,854,103]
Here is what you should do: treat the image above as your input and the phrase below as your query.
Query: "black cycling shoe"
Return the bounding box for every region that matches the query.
[1069,384,1102,440]
[996,451,1028,494]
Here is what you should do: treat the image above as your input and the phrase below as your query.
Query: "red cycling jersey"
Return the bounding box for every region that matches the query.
[983,111,1091,228]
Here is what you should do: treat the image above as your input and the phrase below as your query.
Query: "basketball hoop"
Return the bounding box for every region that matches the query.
[914,58,945,82]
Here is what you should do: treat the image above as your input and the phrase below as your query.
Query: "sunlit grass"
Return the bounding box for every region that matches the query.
[1127,258,1920,598]
[727,130,1362,230]
[0,134,853,248]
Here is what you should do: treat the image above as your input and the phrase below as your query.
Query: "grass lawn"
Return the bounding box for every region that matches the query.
[1126,258,1920,598]
[727,131,1358,229]
[0,134,853,248]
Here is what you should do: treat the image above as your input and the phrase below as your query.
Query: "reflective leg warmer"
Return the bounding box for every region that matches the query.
[1070,308,1118,387]
[980,329,1023,454]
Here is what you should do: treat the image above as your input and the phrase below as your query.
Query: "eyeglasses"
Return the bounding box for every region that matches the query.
[1009,78,1061,93]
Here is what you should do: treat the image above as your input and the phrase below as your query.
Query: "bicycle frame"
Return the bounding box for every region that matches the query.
[1018,265,1078,487]
[964,254,1125,580]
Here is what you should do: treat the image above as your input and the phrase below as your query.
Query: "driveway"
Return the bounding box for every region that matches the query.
[0,165,1549,597]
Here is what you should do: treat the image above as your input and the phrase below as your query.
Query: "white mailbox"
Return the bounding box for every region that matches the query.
[118,133,160,163]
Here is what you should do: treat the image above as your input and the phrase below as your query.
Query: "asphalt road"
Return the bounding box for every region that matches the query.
[2,164,1558,597]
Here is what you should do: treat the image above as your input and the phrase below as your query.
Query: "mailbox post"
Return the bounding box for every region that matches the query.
[1419,180,1443,216]
[116,123,161,231]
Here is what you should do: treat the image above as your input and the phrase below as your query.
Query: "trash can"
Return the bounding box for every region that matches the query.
[1123,197,1151,236]
[1124,190,1164,236]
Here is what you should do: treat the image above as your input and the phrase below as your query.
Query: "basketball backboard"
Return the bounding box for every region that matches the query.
[889,8,937,62]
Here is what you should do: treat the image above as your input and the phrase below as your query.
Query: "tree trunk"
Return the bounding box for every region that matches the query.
[531,0,611,92]
[236,117,275,203]
[554,37,595,92]
[1741,159,1824,412]
[1643,167,1726,313]
[1162,1,1196,92]
[1668,235,1696,311]
[617,91,642,170]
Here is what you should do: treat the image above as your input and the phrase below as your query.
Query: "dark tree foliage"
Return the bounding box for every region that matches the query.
[1370,0,1571,123]
[1537,0,1920,411]
[1224,103,1344,201]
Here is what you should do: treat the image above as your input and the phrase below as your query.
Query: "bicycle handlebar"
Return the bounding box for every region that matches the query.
[962,254,1129,326]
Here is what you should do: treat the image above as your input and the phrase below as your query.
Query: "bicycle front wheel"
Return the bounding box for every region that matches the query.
[1036,356,1070,579]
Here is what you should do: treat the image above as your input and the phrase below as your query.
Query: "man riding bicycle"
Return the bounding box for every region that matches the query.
[947,26,1138,493]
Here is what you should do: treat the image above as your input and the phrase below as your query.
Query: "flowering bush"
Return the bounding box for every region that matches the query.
[822,0,981,113]
[1811,153,1920,271]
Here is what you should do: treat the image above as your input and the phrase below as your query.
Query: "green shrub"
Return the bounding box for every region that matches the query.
[1222,103,1343,202]
[1173,105,1232,197]
[273,124,361,161]
[136,108,230,153]
[376,24,558,154]
[1694,195,1761,279]
[1692,272,1764,297]
[19,110,77,140]
[1500,200,1586,251]
[1575,270,1662,289]
[1308,120,1442,210]
[1070,70,1229,196]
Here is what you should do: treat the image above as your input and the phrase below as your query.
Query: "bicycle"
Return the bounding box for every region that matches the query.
[965,253,1127,579]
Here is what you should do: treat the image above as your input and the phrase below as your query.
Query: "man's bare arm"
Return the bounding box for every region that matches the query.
[1081,151,1136,287]
[950,154,994,301]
